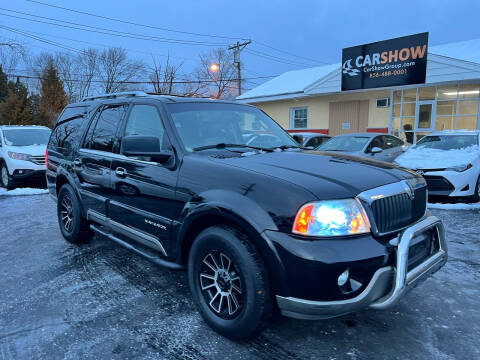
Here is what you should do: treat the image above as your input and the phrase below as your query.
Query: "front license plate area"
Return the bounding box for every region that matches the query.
[408,229,434,271]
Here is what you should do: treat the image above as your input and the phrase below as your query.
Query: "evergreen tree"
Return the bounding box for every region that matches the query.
[38,61,67,128]
[0,78,34,125]
[0,65,8,102]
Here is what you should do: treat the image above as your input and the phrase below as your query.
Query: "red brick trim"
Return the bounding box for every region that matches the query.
[287,129,329,135]
[366,128,388,133]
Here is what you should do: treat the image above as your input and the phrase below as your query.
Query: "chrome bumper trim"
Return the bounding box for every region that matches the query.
[276,215,447,320]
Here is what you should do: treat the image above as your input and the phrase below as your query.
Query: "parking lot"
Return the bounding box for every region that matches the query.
[0,193,478,360]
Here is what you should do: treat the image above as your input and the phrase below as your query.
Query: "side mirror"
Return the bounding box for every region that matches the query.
[121,135,173,163]
[370,147,383,154]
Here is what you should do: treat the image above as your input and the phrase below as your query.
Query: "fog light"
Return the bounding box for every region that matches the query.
[337,269,350,287]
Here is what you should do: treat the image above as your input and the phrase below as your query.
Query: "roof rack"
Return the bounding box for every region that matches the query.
[81,91,148,102]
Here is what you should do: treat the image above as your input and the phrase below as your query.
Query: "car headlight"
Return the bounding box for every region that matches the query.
[7,151,30,161]
[445,164,472,172]
[293,199,370,236]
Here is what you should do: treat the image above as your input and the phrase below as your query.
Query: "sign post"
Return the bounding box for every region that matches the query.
[341,33,428,91]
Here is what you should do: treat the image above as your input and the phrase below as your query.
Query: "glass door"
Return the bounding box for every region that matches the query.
[415,101,436,142]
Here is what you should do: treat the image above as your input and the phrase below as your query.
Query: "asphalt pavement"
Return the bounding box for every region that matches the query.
[0,194,479,360]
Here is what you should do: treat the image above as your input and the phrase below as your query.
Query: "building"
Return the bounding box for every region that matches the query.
[237,39,480,143]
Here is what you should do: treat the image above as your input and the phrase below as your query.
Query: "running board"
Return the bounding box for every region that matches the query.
[90,224,184,270]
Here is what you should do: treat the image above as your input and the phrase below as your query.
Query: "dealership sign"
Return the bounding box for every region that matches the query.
[341,32,428,91]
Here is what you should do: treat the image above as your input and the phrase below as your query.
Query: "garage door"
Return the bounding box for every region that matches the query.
[329,100,369,136]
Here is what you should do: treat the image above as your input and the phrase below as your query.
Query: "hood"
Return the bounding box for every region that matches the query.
[395,146,480,169]
[4,144,46,156]
[213,150,417,199]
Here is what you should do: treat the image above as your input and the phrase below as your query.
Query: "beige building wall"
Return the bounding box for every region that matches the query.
[253,89,391,131]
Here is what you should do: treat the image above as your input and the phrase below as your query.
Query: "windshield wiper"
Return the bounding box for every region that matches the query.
[269,144,307,151]
[193,143,274,152]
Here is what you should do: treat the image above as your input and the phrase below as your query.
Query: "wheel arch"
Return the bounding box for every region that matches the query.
[175,194,288,296]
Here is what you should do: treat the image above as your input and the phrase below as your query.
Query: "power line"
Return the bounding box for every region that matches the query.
[253,40,327,65]
[26,0,248,41]
[26,0,324,66]
[0,8,228,46]
[245,49,317,68]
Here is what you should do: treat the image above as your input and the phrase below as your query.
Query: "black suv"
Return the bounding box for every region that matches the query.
[46,91,447,339]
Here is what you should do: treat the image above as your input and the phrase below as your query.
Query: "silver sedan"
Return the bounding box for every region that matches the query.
[317,133,407,162]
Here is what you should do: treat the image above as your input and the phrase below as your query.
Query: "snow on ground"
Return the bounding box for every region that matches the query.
[395,145,479,169]
[0,187,48,196]
[428,201,480,210]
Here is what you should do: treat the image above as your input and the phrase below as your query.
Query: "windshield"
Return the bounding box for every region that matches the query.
[414,135,478,150]
[318,136,370,151]
[167,102,298,151]
[3,128,51,146]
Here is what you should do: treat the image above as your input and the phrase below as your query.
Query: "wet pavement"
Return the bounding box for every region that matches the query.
[0,194,479,359]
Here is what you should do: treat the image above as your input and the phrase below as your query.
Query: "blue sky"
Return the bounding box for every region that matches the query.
[1,0,480,90]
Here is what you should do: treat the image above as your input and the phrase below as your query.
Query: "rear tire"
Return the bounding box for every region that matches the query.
[1,163,14,190]
[57,184,93,244]
[188,225,273,340]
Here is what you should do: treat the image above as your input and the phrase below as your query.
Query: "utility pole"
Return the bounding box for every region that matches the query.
[228,40,251,96]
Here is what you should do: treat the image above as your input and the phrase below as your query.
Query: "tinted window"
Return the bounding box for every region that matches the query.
[167,103,297,151]
[305,136,323,148]
[50,118,85,150]
[124,105,166,148]
[84,105,127,152]
[368,136,388,151]
[57,106,89,123]
[385,135,403,148]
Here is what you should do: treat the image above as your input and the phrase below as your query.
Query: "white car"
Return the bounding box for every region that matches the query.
[395,130,480,202]
[0,125,51,190]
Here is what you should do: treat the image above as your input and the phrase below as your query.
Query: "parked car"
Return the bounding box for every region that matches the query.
[395,130,480,202]
[0,125,51,190]
[47,91,447,339]
[290,132,331,148]
[317,132,406,162]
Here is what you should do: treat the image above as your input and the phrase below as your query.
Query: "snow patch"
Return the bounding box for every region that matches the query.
[0,188,49,196]
[428,202,480,210]
[395,145,479,169]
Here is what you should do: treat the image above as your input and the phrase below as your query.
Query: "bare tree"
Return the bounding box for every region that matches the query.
[150,54,183,95]
[54,52,81,103]
[77,48,99,99]
[0,40,26,75]
[197,48,236,99]
[98,47,146,93]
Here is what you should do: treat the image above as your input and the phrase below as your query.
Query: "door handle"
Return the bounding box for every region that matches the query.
[115,167,127,178]
[73,159,82,167]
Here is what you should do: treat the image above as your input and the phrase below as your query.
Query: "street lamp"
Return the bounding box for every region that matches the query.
[210,63,219,72]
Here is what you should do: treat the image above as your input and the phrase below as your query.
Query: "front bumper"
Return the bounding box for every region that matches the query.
[10,169,46,185]
[276,215,447,320]
[422,168,478,197]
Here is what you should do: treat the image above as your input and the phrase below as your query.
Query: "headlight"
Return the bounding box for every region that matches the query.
[445,164,472,172]
[293,199,370,236]
[7,151,30,161]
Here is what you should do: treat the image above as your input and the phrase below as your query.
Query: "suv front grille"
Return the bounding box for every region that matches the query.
[360,183,427,235]
[29,155,46,165]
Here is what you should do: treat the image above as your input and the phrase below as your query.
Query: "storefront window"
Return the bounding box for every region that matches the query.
[436,101,456,116]
[403,88,417,102]
[458,84,480,99]
[436,116,455,131]
[393,91,402,104]
[393,104,401,117]
[418,87,435,100]
[457,116,478,130]
[389,83,479,143]
[458,100,479,115]
[437,85,459,100]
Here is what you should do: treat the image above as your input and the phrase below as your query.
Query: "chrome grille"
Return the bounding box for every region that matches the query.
[29,155,46,165]
[358,181,428,235]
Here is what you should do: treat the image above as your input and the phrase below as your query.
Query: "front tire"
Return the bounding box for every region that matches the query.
[1,163,14,190]
[57,184,93,244]
[188,225,273,340]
